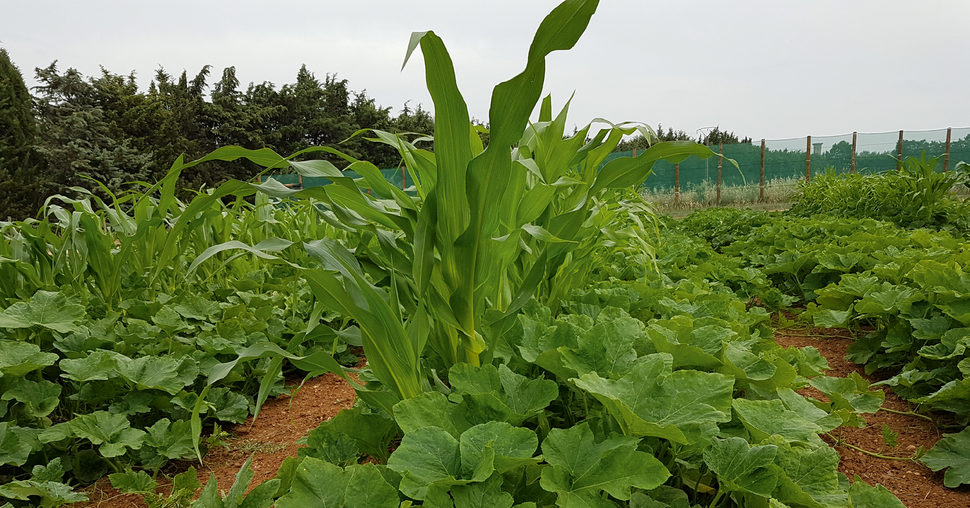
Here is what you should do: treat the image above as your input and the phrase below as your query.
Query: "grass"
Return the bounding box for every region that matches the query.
[641,176,800,215]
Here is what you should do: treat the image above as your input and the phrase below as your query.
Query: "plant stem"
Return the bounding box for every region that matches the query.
[878,406,935,423]
[827,433,916,461]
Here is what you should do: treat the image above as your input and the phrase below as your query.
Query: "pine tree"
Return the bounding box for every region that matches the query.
[32,62,152,199]
[0,48,41,219]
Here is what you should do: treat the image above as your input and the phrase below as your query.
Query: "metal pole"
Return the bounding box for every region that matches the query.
[896,130,904,171]
[851,132,857,174]
[674,163,680,205]
[717,143,723,206]
[944,127,952,172]
[759,139,766,201]
[805,136,812,182]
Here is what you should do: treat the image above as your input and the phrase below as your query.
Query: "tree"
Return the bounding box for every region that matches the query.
[615,123,694,152]
[32,63,153,200]
[698,126,751,146]
[0,48,42,219]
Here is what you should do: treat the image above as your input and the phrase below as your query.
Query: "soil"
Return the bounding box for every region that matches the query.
[73,323,970,508]
[773,322,970,508]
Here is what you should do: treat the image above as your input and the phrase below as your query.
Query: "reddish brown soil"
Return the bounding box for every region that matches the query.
[74,371,357,508]
[774,323,970,508]
[73,324,970,508]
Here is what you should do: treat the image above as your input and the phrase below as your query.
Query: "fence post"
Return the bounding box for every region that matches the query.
[298,173,304,189]
[674,163,680,205]
[716,143,723,206]
[851,132,857,173]
[944,127,952,172]
[401,166,407,190]
[805,136,812,182]
[896,130,904,171]
[759,139,765,201]
[633,148,637,158]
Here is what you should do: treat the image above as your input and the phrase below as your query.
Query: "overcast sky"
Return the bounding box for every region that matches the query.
[2,0,968,142]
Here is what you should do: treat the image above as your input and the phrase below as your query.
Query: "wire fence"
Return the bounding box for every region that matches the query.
[261,127,970,206]
[623,127,970,206]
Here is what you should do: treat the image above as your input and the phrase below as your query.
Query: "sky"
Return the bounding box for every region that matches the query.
[2,0,969,143]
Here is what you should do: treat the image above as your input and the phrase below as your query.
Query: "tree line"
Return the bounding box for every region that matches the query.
[0,48,435,220]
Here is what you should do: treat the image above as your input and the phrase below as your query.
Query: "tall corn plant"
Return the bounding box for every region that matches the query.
[195,0,730,412]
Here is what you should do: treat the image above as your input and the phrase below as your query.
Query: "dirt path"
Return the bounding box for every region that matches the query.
[75,326,969,508]
[75,371,356,508]
[774,325,970,507]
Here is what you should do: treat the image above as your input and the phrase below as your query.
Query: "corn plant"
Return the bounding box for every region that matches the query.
[180,0,732,414]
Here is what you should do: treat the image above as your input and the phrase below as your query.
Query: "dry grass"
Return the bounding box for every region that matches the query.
[641,176,800,214]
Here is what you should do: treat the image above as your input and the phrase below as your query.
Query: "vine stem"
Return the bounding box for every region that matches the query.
[826,433,916,461]
[878,406,935,423]
[776,332,852,339]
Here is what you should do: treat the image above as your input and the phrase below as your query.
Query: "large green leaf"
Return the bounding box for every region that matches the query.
[58,350,118,382]
[846,477,906,508]
[0,422,33,466]
[539,422,669,506]
[703,437,778,499]
[0,341,58,378]
[116,355,189,395]
[0,377,61,419]
[0,290,85,333]
[69,411,145,458]
[573,354,734,444]
[386,426,462,500]
[920,427,970,488]
[732,399,824,445]
[276,458,399,508]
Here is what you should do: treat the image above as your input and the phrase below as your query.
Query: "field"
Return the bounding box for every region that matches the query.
[3,1,970,507]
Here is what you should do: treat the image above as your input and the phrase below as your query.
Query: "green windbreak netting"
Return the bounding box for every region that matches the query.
[259,128,970,194]
[641,127,970,192]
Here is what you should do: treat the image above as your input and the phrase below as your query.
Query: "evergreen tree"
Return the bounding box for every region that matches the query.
[0,48,41,219]
[32,63,152,199]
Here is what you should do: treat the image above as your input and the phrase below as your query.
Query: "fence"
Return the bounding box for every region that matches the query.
[622,127,970,205]
[261,127,970,205]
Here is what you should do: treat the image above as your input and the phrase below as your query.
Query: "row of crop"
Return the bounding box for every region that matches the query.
[0,164,372,505]
[677,209,970,488]
[101,227,905,507]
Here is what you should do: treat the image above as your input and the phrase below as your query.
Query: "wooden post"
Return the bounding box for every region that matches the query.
[944,127,952,172]
[851,132,857,173]
[298,173,304,189]
[759,139,766,201]
[896,130,904,171]
[633,147,637,158]
[716,143,723,206]
[401,166,407,190]
[257,175,262,184]
[674,163,680,205]
[805,135,812,182]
